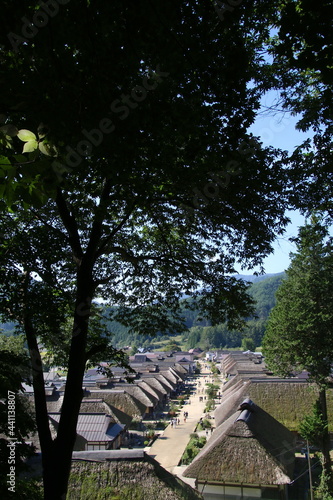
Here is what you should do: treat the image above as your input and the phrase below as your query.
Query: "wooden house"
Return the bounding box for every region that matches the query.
[49,412,125,451]
[184,399,295,500]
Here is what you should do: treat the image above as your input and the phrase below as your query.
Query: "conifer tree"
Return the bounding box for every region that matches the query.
[263,218,333,493]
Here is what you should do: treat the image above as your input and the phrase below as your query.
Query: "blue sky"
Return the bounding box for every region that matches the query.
[244,91,312,275]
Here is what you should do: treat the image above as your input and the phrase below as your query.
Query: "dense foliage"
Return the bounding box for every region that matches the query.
[263,223,333,384]
[1,272,284,354]
[1,0,332,497]
[0,2,291,498]
[182,273,284,350]
[266,0,333,220]
[263,220,333,493]
[181,433,207,466]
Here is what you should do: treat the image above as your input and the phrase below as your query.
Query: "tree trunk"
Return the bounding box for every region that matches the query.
[40,269,94,499]
[318,387,333,492]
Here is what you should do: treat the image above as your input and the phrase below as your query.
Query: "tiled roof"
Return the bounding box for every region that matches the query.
[49,413,124,443]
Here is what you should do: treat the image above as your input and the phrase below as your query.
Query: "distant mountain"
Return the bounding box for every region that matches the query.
[249,273,285,319]
[1,274,286,351]
[233,272,285,284]
[183,272,286,350]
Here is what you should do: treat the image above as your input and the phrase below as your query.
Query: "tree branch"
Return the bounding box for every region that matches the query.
[55,188,83,264]
[96,204,136,259]
[30,209,68,242]
[85,178,112,264]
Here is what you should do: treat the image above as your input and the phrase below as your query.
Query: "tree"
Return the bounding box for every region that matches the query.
[241,337,256,352]
[264,0,333,219]
[205,383,219,400]
[299,401,328,451]
[262,219,333,493]
[0,2,288,498]
[0,334,42,499]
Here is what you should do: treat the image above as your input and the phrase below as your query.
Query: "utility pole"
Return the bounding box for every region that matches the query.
[307,440,314,500]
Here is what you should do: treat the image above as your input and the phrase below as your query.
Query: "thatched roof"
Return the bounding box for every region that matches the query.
[245,379,333,432]
[138,381,161,404]
[86,390,146,419]
[160,369,181,385]
[107,403,133,427]
[115,384,155,408]
[214,382,249,427]
[184,399,295,486]
[174,363,188,376]
[141,377,168,398]
[156,374,175,391]
[221,352,266,378]
[216,376,333,432]
[68,452,203,500]
[79,399,110,414]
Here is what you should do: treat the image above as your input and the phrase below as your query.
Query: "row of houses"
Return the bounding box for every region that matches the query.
[182,351,333,500]
[217,350,333,431]
[24,349,331,498]
[24,351,196,452]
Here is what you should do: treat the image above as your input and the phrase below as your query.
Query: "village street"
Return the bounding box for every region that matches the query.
[147,362,222,479]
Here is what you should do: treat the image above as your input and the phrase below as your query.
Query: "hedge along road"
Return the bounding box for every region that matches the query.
[147,363,219,473]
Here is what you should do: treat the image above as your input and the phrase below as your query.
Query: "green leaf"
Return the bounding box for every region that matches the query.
[17,129,37,142]
[23,140,38,153]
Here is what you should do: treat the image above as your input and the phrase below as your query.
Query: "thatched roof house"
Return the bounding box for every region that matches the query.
[86,390,147,419]
[79,398,111,414]
[161,368,182,385]
[80,398,133,428]
[141,376,169,399]
[112,383,156,414]
[68,450,203,500]
[184,399,295,500]
[214,381,249,427]
[219,375,333,432]
[138,380,161,405]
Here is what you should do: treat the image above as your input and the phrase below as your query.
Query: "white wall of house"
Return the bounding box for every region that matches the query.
[205,352,215,361]
[198,483,262,500]
[198,482,285,500]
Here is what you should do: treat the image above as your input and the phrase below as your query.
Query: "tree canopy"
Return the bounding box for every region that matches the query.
[262,219,333,493]
[263,221,333,384]
[0,1,327,498]
[265,0,333,218]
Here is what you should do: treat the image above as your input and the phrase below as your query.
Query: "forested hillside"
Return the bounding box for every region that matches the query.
[1,274,285,352]
[181,273,285,350]
[103,273,285,351]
